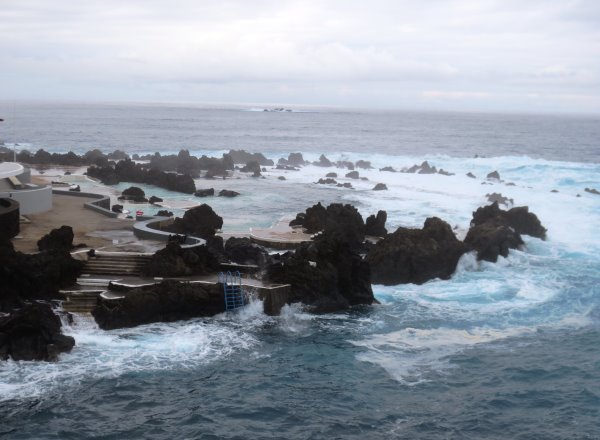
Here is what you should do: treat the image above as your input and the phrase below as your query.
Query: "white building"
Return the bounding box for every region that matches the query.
[0,162,52,214]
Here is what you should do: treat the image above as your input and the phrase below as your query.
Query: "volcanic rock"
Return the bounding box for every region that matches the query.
[366,217,467,285]
[471,202,546,239]
[92,281,225,330]
[37,225,74,252]
[464,223,523,262]
[224,237,270,267]
[345,171,360,179]
[195,188,215,197]
[149,195,163,204]
[0,302,75,361]
[373,183,388,191]
[365,211,387,237]
[170,204,223,239]
[218,189,240,197]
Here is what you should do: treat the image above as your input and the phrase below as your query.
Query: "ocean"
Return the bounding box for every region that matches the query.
[1,101,599,439]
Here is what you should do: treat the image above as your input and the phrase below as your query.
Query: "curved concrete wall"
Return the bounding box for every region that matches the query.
[133,217,205,248]
[0,198,20,239]
[52,189,117,218]
[0,185,52,214]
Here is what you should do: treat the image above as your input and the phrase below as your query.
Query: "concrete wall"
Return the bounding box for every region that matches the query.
[0,198,20,240]
[0,185,52,214]
[133,217,205,247]
[52,189,117,218]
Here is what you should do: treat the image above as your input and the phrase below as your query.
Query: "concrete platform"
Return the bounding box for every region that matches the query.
[250,218,312,249]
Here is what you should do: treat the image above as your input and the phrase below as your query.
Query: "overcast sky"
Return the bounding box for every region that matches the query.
[1,0,599,113]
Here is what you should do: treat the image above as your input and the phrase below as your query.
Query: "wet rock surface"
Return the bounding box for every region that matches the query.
[367,217,467,285]
[92,281,225,330]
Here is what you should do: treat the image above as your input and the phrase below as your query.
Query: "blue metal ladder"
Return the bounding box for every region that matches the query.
[218,271,245,310]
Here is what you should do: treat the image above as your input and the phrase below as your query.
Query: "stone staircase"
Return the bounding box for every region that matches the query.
[82,253,151,277]
[61,290,103,314]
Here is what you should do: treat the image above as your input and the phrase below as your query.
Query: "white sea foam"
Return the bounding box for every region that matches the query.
[351,314,592,385]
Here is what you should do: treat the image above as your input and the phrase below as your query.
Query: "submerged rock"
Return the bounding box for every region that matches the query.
[585,187,600,195]
[195,188,215,197]
[92,281,225,330]
[0,302,75,361]
[317,178,337,185]
[218,189,240,198]
[486,192,513,206]
[366,217,467,285]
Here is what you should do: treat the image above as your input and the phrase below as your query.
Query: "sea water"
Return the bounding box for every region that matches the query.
[0,102,599,439]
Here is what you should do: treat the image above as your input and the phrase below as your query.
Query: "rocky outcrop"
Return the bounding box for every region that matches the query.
[470,202,546,239]
[325,172,338,178]
[118,186,147,203]
[380,166,396,172]
[0,302,75,361]
[224,237,270,267]
[92,281,225,330]
[227,150,274,166]
[314,154,333,167]
[365,211,387,237]
[87,159,196,194]
[289,203,366,244]
[585,187,600,195]
[149,195,163,204]
[278,153,305,167]
[142,241,219,277]
[111,204,123,213]
[355,160,372,169]
[345,171,359,179]
[317,178,337,185]
[218,189,240,197]
[156,210,173,217]
[267,229,375,313]
[466,172,476,179]
[464,223,523,262]
[366,217,467,285]
[170,204,223,239]
[240,160,261,174]
[373,183,388,191]
[37,225,74,252]
[486,170,501,180]
[195,188,215,197]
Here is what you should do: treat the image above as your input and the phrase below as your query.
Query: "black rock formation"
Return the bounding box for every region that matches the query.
[170,204,223,239]
[92,281,225,330]
[0,302,75,361]
[218,190,240,197]
[267,228,375,313]
[37,225,74,252]
[366,217,467,285]
[365,211,387,237]
[470,202,546,239]
[195,188,215,197]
